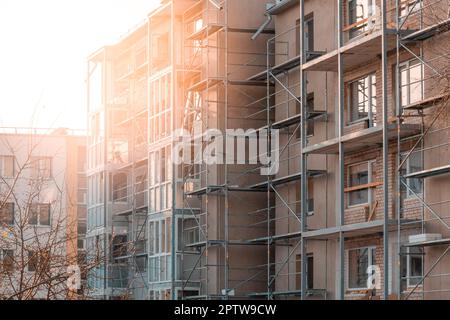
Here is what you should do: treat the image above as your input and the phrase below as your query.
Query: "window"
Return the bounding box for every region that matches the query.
[401,151,423,197]
[402,247,423,288]
[112,172,128,202]
[78,221,87,235]
[77,146,86,172]
[347,161,374,207]
[307,178,314,215]
[29,204,50,226]
[28,251,38,272]
[296,93,315,138]
[306,93,315,136]
[27,250,50,273]
[0,156,14,178]
[304,15,314,53]
[112,235,127,260]
[77,239,85,250]
[149,217,172,283]
[152,32,169,69]
[0,203,14,225]
[161,148,166,183]
[348,246,376,289]
[78,206,87,220]
[31,157,52,179]
[400,0,423,20]
[178,217,200,251]
[348,74,376,125]
[348,0,376,39]
[1,250,14,272]
[296,15,314,56]
[296,254,314,290]
[295,179,314,216]
[296,19,300,56]
[400,59,423,107]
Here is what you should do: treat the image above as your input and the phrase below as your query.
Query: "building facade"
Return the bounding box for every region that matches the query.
[87,0,450,300]
[0,128,86,299]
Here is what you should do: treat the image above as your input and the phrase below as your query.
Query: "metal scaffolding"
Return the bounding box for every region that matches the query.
[180,0,274,299]
[86,0,450,300]
[86,22,150,299]
[396,0,450,300]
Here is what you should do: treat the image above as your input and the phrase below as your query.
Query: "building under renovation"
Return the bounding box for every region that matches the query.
[86,0,450,300]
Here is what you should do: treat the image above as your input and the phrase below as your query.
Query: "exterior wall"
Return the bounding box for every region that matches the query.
[0,131,85,299]
[271,0,450,300]
[86,0,450,300]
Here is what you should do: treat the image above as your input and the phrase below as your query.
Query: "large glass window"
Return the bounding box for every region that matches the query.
[401,151,423,198]
[402,247,423,288]
[348,74,377,125]
[112,172,128,202]
[149,218,171,283]
[400,59,423,107]
[348,247,376,289]
[149,74,171,143]
[348,0,376,38]
[347,161,375,207]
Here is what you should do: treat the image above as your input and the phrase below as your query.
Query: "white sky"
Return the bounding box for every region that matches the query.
[0,0,161,131]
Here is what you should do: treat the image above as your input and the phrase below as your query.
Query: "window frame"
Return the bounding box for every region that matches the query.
[31,157,52,180]
[296,92,315,139]
[403,151,423,198]
[29,203,51,227]
[347,160,375,208]
[304,14,314,54]
[1,249,14,272]
[399,0,423,21]
[148,217,171,283]
[296,254,314,290]
[0,155,15,178]
[347,0,376,39]
[347,73,377,126]
[347,246,376,290]
[399,58,424,108]
[111,172,128,203]
[0,202,15,225]
[405,247,423,288]
[27,250,38,272]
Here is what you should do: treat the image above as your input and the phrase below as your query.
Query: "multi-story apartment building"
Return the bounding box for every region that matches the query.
[0,127,86,299]
[87,0,450,300]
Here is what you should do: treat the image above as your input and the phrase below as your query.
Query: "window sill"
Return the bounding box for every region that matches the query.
[405,193,423,201]
[347,203,370,209]
[346,118,370,127]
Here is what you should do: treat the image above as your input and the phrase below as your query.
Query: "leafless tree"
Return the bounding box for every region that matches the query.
[0,131,110,300]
